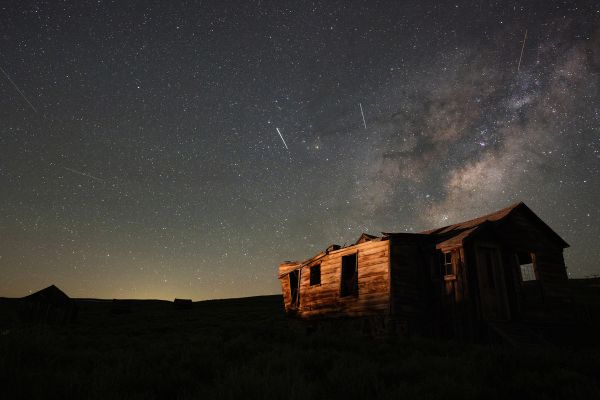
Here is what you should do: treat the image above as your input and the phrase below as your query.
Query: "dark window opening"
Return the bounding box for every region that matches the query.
[442,252,453,277]
[517,252,537,282]
[309,264,321,286]
[289,270,299,306]
[341,253,358,297]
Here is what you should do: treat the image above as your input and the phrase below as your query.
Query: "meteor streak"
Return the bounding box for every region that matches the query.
[517,29,528,72]
[0,65,38,113]
[63,167,105,183]
[276,127,288,150]
[359,103,367,129]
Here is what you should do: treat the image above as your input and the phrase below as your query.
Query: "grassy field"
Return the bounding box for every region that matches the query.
[1,294,599,400]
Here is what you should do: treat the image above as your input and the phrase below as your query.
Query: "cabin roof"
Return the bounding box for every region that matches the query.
[421,202,520,235]
[354,233,381,245]
[279,202,568,277]
[420,202,569,249]
[432,227,481,250]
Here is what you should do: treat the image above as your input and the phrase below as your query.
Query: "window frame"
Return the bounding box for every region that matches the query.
[309,263,321,286]
[442,251,456,280]
[517,252,539,282]
[340,252,359,297]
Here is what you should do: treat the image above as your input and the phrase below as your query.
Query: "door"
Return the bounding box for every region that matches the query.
[476,246,510,320]
[289,270,299,307]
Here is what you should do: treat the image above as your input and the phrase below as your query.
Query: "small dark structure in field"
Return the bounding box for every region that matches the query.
[174,298,193,309]
[20,285,78,324]
[279,202,574,341]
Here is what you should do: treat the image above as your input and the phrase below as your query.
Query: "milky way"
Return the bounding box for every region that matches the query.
[1,1,598,300]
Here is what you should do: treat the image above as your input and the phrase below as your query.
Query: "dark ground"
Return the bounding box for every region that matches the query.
[1,292,600,400]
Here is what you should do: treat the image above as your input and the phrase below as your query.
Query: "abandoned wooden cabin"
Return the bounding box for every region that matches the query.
[278,202,573,340]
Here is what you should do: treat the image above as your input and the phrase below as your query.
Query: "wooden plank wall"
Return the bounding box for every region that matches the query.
[286,239,390,318]
[460,244,483,340]
[496,211,571,313]
[443,247,476,339]
[498,211,567,257]
[389,240,422,319]
[389,239,447,336]
[534,250,572,306]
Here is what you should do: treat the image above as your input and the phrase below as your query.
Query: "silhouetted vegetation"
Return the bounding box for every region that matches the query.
[1,295,599,400]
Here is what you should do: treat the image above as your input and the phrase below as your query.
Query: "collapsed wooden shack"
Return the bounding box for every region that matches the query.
[20,285,78,324]
[278,202,573,341]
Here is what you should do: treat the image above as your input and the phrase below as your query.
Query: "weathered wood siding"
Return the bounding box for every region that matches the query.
[440,246,477,339]
[498,211,566,253]
[389,239,422,319]
[389,238,470,337]
[496,211,571,315]
[287,239,390,318]
[533,250,571,309]
[465,232,570,322]
[460,244,483,340]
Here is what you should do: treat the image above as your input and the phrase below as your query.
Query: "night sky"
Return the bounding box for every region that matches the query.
[1,1,599,300]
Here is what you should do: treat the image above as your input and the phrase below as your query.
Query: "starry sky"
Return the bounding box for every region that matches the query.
[1,1,599,300]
